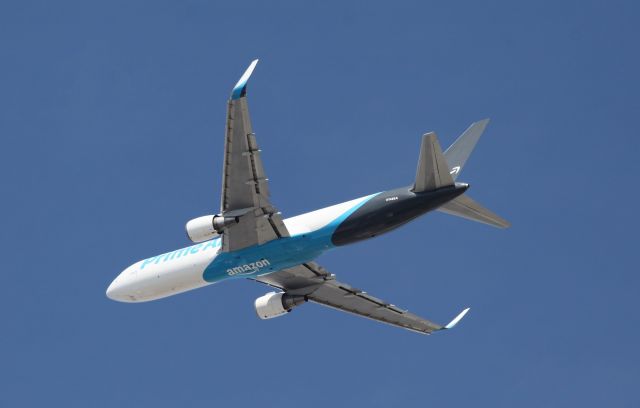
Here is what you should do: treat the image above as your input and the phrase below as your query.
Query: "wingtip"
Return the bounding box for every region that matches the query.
[490,214,511,229]
[231,59,260,100]
[444,307,471,329]
[474,118,490,129]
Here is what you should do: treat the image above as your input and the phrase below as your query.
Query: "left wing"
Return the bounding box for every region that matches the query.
[219,60,289,252]
[255,262,470,335]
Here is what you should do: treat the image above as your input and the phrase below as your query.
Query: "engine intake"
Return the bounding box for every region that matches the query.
[185,214,239,243]
[254,291,306,319]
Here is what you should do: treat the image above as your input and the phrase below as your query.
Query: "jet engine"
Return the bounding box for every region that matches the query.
[254,291,306,319]
[185,215,238,243]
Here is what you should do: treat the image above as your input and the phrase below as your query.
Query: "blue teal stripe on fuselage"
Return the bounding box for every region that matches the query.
[202,193,380,283]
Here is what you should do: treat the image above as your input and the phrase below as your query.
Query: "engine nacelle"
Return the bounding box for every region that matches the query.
[254,291,306,320]
[185,214,238,243]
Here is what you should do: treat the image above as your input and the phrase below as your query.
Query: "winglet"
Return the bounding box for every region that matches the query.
[444,307,470,329]
[231,59,259,100]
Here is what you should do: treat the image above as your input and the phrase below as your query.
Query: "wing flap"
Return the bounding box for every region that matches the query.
[307,280,443,334]
[256,262,329,292]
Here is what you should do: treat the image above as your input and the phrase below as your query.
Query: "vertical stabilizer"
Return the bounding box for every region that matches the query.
[444,119,489,180]
[413,132,455,193]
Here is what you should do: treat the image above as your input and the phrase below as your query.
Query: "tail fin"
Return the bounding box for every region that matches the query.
[438,194,510,228]
[413,120,510,228]
[444,119,489,180]
[413,132,454,193]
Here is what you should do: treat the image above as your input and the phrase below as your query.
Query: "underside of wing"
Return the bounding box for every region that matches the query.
[437,193,510,228]
[308,280,445,334]
[254,263,469,335]
[219,60,289,251]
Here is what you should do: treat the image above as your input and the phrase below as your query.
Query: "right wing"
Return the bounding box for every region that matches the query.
[255,262,469,335]
[219,60,289,252]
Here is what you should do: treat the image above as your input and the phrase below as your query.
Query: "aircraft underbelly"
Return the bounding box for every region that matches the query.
[331,186,465,246]
[203,233,330,283]
[108,186,463,302]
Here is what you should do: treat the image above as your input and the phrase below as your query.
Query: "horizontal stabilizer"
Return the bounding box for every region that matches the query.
[438,194,510,228]
[413,132,455,193]
[444,119,489,180]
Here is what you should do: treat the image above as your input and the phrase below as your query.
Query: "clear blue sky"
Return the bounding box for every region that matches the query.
[1,1,638,406]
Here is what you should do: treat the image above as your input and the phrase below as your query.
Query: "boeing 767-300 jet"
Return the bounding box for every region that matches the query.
[107,60,509,335]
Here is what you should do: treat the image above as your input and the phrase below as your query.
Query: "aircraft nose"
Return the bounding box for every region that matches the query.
[106,276,135,302]
[106,278,122,301]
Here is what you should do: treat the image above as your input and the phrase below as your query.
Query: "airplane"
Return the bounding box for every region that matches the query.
[106,60,510,335]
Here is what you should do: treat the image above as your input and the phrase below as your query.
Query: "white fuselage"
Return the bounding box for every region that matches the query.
[106,194,375,302]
